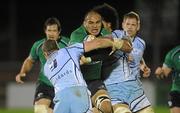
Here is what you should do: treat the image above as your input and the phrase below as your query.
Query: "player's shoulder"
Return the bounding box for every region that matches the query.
[112,30,124,38]
[112,29,123,34]
[60,36,70,46]
[32,38,45,47]
[171,45,180,52]
[71,25,86,36]
[167,45,180,57]
[135,36,145,47]
[70,25,87,44]
[68,43,83,49]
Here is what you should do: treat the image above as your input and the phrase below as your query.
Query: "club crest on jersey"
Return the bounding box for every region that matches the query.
[49,59,57,71]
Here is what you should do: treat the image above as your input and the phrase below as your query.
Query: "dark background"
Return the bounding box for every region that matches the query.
[1,0,179,62]
[0,0,135,61]
[0,0,179,71]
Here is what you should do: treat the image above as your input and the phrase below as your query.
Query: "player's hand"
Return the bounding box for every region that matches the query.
[140,64,151,78]
[155,67,165,79]
[86,35,96,41]
[127,54,133,62]
[113,39,132,52]
[80,56,92,65]
[109,39,124,55]
[15,73,26,84]
[120,38,132,53]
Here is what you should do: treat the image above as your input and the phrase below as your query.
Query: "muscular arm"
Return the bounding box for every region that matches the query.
[15,56,35,83]
[84,38,114,52]
[84,37,132,54]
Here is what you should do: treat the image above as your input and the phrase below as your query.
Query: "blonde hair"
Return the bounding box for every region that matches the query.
[123,11,140,24]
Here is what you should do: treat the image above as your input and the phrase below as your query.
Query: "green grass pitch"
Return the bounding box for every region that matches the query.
[0,106,169,113]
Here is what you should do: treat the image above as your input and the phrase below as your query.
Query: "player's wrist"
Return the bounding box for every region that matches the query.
[113,39,124,49]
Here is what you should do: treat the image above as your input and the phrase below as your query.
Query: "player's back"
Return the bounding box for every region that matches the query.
[44,43,87,93]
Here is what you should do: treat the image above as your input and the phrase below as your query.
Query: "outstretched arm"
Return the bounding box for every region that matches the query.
[15,56,35,83]
[84,37,127,53]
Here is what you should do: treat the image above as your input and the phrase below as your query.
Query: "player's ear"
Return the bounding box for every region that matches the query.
[58,31,61,35]
[83,21,86,28]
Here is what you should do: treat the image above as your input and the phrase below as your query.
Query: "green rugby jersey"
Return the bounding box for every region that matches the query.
[164,45,180,92]
[30,36,69,86]
[69,25,111,80]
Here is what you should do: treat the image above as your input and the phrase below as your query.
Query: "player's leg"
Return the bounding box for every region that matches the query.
[126,80,154,113]
[170,107,180,113]
[53,90,69,113]
[113,103,131,113]
[136,106,154,113]
[168,91,180,113]
[89,80,112,113]
[34,98,52,113]
[34,82,55,113]
[92,89,112,113]
[70,86,92,113]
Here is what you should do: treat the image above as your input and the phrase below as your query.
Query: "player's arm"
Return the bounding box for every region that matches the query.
[15,56,35,83]
[140,58,151,78]
[84,37,132,53]
[84,38,114,52]
[104,35,133,53]
[155,50,173,79]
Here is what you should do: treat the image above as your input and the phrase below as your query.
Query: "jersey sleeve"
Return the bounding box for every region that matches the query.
[68,43,84,56]
[112,30,124,39]
[29,39,44,61]
[69,26,87,45]
[137,37,146,52]
[29,42,39,61]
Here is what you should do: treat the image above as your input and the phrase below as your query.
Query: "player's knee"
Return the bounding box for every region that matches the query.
[113,104,132,113]
[34,105,48,113]
[101,101,112,113]
[137,106,154,113]
[95,95,112,113]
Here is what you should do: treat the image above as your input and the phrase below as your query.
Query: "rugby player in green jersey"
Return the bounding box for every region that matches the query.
[15,17,69,113]
[69,9,132,113]
[155,45,180,113]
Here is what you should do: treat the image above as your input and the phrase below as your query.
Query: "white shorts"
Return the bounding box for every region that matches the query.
[106,79,151,112]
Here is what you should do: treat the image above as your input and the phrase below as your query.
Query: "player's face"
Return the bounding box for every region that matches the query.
[45,24,60,40]
[84,12,102,36]
[122,18,139,37]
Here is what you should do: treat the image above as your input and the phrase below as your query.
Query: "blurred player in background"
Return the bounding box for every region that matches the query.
[155,45,180,113]
[15,17,69,113]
